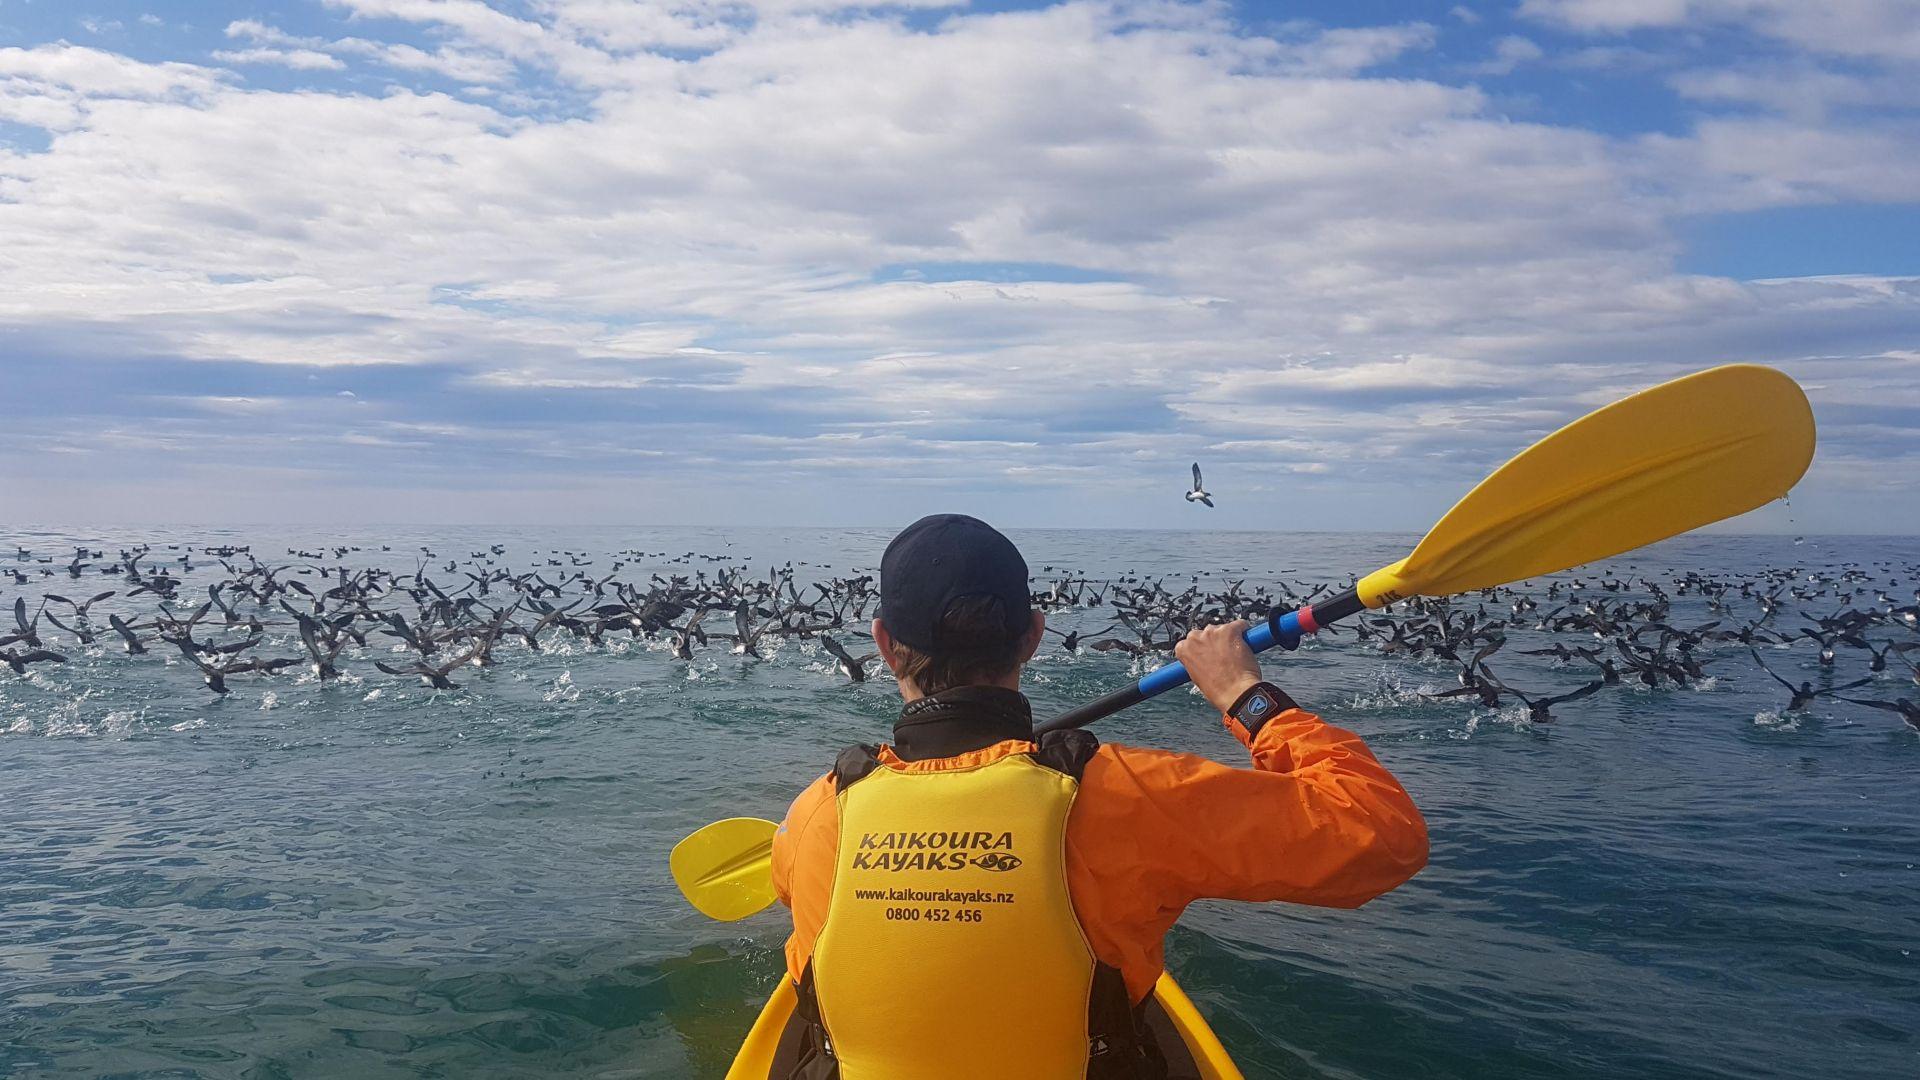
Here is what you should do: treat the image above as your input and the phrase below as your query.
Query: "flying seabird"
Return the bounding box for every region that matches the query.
[1185,463,1213,508]
[820,635,877,682]
[1,648,66,675]
[1749,647,1868,712]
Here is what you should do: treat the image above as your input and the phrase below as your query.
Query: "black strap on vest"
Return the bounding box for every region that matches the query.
[830,728,1099,794]
[830,744,883,793]
[772,962,837,1080]
[779,728,1171,1079]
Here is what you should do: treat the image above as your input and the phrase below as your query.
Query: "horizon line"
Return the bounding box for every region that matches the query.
[4,524,1917,540]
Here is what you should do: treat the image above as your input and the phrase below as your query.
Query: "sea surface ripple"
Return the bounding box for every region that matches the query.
[2,527,1916,1078]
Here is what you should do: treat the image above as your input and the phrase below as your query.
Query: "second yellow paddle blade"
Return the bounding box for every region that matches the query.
[670,817,780,922]
[1359,364,1814,605]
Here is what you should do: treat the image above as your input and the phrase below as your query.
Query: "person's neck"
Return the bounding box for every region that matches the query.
[896,673,1022,704]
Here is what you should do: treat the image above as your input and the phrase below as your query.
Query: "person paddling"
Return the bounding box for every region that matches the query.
[769,514,1428,1078]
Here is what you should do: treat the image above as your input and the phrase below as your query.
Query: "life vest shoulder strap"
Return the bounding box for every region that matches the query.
[829,728,1099,793]
[1033,727,1100,781]
[830,745,883,793]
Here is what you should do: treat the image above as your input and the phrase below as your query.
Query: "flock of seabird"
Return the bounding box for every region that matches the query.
[2,541,1918,731]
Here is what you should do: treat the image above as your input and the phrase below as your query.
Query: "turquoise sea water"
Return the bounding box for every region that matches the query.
[2,526,1916,1079]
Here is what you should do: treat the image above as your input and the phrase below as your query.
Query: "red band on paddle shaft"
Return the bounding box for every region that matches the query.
[1295,605,1319,635]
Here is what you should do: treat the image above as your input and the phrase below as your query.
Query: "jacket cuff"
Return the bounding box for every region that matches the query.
[1220,681,1298,746]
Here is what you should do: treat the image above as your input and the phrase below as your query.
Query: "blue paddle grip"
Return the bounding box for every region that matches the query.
[1133,610,1306,699]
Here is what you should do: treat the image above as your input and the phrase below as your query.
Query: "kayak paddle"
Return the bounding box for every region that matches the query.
[1038,363,1813,732]
[671,817,781,921]
[669,362,1816,920]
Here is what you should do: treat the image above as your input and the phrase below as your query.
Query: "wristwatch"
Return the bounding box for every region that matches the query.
[1226,681,1297,739]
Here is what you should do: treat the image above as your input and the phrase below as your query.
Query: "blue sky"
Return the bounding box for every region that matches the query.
[1,1,1915,530]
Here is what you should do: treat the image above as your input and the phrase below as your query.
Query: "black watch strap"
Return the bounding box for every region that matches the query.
[1228,681,1297,737]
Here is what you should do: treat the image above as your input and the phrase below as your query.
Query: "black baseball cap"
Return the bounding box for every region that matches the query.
[879,514,1031,652]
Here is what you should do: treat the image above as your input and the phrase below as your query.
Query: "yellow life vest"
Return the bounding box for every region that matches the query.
[808,745,1095,1080]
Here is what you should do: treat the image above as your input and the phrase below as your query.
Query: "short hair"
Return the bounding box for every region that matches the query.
[885,595,1028,695]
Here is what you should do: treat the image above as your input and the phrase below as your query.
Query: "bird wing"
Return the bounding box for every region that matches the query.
[293,615,323,657]
[173,639,215,675]
[1191,462,1202,489]
[1544,680,1606,707]
[1842,698,1901,713]
[1747,648,1796,691]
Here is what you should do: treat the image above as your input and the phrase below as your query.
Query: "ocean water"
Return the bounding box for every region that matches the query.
[1,526,1916,1079]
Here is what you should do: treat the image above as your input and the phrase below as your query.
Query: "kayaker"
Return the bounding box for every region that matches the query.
[768,514,1428,1078]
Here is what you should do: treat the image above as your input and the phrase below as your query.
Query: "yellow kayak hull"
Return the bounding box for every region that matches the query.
[724,970,1243,1079]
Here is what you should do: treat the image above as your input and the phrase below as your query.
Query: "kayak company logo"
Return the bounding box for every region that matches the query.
[851,830,1018,873]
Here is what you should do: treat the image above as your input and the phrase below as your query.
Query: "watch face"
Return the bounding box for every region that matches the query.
[1243,690,1275,719]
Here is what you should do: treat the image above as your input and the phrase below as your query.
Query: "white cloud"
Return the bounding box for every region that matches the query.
[1520,0,1693,31]
[1645,118,1920,210]
[226,20,310,47]
[0,43,223,98]
[1670,62,1916,121]
[0,43,226,131]
[225,18,512,83]
[1270,23,1438,75]
[1522,0,1920,62]
[212,48,349,71]
[329,38,514,83]
[1470,35,1545,76]
[0,0,1914,526]
[180,395,292,413]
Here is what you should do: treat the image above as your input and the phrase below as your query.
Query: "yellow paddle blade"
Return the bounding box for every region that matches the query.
[1356,364,1814,606]
[670,817,780,922]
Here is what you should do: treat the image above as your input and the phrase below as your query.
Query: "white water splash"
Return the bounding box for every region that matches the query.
[1452,708,1539,740]
[1345,668,1444,710]
[102,708,146,737]
[542,670,580,703]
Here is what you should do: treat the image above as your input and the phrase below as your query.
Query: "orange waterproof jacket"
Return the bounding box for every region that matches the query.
[771,687,1428,1001]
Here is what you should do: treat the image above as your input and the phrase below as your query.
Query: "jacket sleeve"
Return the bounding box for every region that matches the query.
[1077,707,1428,909]
[770,771,835,908]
